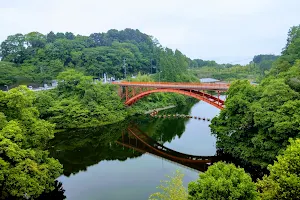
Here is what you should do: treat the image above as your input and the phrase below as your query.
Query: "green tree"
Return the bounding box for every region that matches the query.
[149,170,188,200]
[25,32,47,48]
[0,34,27,63]
[0,61,18,85]
[257,138,300,200]
[37,69,127,128]
[158,48,198,82]
[270,25,300,75]
[210,61,300,167]
[188,162,259,200]
[0,86,63,199]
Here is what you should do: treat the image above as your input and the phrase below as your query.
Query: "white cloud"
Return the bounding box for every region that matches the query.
[0,0,299,64]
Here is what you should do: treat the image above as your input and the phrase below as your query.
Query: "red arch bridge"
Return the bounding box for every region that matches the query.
[113,82,230,109]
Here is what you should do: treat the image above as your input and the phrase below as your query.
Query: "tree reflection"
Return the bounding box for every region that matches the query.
[36,181,66,200]
[48,103,196,177]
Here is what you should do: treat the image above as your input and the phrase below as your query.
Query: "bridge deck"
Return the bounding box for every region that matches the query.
[113,81,229,91]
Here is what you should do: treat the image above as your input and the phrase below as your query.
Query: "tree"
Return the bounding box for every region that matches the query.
[252,54,279,75]
[188,162,259,200]
[271,25,300,75]
[257,138,300,200]
[37,69,127,128]
[149,170,188,200]
[25,32,46,48]
[0,86,63,199]
[65,32,75,40]
[0,61,18,85]
[46,31,57,43]
[0,34,27,63]
[211,65,300,167]
[0,29,197,85]
[158,48,198,82]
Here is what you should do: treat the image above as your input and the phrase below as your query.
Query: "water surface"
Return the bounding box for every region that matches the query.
[50,100,220,200]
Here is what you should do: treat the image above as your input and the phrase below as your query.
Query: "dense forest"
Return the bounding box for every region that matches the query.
[0,28,277,89]
[0,29,198,87]
[206,25,300,199]
[0,86,62,199]
[210,25,300,167]
[190,54,279,82]
[149,25,300,200]
[1,25,300,199]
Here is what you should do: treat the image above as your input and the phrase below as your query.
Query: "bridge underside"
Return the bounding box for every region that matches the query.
[114,81,228,110]
[119,88,225,110]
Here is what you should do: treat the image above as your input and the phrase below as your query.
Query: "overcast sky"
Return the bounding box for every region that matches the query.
[1,0,299,64]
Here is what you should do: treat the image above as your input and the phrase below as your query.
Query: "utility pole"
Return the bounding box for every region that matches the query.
[123,58,126,78]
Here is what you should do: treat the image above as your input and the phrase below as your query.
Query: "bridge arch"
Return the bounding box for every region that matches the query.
[125,88,224,110]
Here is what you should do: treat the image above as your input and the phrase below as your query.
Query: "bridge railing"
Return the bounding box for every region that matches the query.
[113,81,230,88]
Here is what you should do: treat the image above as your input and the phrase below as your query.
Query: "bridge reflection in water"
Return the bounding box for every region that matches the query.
[116,125,219,172]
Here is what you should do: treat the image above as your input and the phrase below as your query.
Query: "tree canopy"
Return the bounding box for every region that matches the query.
[257,138,300,199]
[149,170,188,200]
[210,25,300,168]
[0,86,62,199]
[188,162,258,200]
[34,69,127,129]
[0,29,199,87]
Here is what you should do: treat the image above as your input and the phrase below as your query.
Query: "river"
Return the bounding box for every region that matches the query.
[49,100,221,199]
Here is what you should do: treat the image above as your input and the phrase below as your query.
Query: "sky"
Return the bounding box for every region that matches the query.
[1,0,299,64]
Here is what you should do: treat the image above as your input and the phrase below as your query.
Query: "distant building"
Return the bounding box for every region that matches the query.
[200,78,220,83]
[52,80,58,87]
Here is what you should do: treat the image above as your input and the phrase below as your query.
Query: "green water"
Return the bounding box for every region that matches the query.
[49,101,220,199]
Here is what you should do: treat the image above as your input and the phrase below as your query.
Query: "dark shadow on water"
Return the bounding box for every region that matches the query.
[216,149,269,181]
[47,101,268,197]
[48,103,197,177]
[3,181,66,200]
[36,181,66,200]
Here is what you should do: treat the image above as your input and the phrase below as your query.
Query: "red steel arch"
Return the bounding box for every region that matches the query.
[125,88,224,109]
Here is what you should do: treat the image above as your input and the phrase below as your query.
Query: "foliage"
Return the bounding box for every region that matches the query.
[149,170,188,200]
[190,54,278,82]
[49,121,142,176]
[188,162,259,200]
[0,86,62,199]
[0,62,18,85]
[188,59,220,68]
[191,62,263,82]
[0,29,160,85]
[0,29,199,87]
[211,73,300,166]
[34,69,127,129]
[253,54,278,75]
[256,138,300,200]
[49,106,194,176]
[158,49,199,82]
[128,72,154,82]
[270,25,300,75]
[210,25,300,168]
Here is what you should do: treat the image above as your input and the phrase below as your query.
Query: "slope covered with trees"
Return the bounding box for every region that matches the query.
[190,54,279,82]
[0,86,62,199]
[150,137,300,200]
[0,29,197,86]
[210,25,300,167]
[34,69,127,129]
